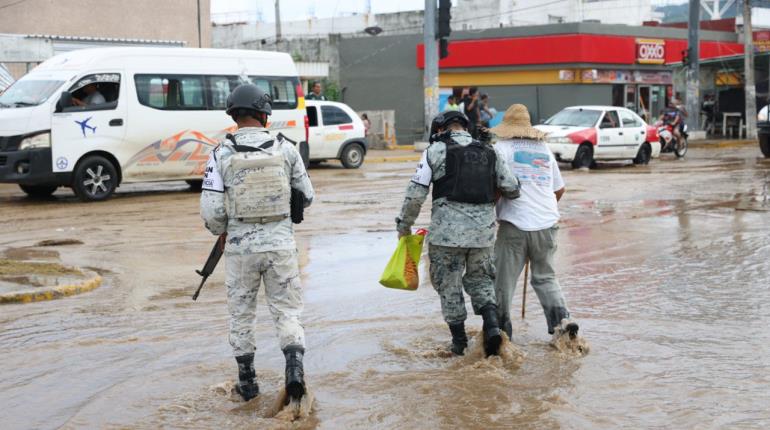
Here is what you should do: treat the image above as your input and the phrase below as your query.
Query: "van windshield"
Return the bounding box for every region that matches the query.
[0,79,64,108]
[545,109,602,127]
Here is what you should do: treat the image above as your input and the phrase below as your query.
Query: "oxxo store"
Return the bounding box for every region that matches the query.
[418,25,742,124]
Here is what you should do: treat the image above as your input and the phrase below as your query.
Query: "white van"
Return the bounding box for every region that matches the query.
[0,47,308,201]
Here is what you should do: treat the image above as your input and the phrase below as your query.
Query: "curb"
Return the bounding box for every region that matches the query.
[689,140,757,149]
[367,155,422,163]
[386,145,416,150]
[0,271,103,304]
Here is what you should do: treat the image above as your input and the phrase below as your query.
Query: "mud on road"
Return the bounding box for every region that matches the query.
[1,148,769,429]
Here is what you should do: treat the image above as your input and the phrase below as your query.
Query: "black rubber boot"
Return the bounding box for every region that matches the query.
[448,321,468,356]
[480,304,503,357]
[234,353,259,401]
[283,345,306,403]
[565,322,579,340]
[500,316,513,341]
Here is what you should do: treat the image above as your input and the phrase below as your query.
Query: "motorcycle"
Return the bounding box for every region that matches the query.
[655,120,688,158]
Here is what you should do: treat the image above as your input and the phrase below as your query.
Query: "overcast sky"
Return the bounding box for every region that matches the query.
[211,0,688,23]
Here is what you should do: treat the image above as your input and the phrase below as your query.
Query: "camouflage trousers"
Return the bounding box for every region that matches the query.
[225,249,305,356]
[428,245,498,324]
[494,221,570,334]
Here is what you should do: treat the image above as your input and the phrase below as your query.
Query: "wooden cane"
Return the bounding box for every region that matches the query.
[521,260,530,319]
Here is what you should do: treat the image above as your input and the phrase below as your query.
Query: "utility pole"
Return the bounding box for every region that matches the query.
[423,0,439,141]
[686,0,701,132]
[275,0,282,42]
[744,0,757,139]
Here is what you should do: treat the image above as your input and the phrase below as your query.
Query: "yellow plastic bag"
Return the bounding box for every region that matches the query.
[379,231,426,291]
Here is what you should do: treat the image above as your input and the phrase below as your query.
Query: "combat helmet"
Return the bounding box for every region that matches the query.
[226,83,272,116]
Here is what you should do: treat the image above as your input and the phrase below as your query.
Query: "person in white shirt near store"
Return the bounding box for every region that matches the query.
[490,104,579,344]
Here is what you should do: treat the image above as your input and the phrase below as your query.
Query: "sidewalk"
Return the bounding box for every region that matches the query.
[688,138,757,148]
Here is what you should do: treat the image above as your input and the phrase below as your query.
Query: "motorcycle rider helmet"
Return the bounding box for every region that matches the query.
[226,84,273,116]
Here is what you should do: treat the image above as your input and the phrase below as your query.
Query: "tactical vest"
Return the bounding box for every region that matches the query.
[432,139,497,204]
[224,134,290,223]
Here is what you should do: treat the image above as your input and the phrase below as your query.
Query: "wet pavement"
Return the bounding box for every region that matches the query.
[1,148,769,429]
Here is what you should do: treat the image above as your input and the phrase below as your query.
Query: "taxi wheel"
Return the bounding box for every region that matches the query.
[571,144,593,169]
[633,143,651,165]
[341,143,365,169]
[72,156,118,202]
[19,184,58,198]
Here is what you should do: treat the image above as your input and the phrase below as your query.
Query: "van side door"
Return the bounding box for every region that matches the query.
[51,72,126,177]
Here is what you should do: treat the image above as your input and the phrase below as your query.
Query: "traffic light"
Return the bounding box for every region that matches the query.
[681,48,690,67]
[437,0,451,39]
[440,38,449,59]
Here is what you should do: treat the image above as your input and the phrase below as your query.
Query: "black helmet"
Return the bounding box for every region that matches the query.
[226,84,272,116]
[433,110,469,131]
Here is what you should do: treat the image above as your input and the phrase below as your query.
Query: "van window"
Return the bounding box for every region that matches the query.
[321,106,352,126]
[306,106,319,127]
[208,76,234,110]
[247,76,298,110]
[135,74,206,110]
[64,73,120,112]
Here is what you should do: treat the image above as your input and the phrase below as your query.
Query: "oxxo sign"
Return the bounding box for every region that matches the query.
[636,39,666,64]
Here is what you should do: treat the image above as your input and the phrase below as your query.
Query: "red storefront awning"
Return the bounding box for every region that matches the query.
[416,34,744,69]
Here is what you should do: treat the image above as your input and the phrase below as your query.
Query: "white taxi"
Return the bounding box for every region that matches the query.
[305,100,368,168]
[535,106,660,169]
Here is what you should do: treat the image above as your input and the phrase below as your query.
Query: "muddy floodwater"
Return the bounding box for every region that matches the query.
[1,147,769,429]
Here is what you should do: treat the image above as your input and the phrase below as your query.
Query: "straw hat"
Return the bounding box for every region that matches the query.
[489,104,547,141]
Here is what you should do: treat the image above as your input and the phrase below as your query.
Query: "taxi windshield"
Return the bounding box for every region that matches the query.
[0,79,64,108]
[545,109,602,127]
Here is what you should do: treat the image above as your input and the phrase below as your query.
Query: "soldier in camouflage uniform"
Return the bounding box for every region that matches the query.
[396,111,520,356]
[200,84,314,402]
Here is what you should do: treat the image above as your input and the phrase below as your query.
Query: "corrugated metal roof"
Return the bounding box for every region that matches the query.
[295,62,329,78]
[25,34,186,46]
[0,63,14,91]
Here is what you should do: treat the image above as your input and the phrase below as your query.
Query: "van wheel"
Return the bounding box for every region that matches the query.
[760,134,770,158]
[299,141,310,169]
[186,180,202,191]
[72,156,118,202]
[633,143,652,165]
[341,143,365,169]
[19,184,58,198]
[571,144,593,169]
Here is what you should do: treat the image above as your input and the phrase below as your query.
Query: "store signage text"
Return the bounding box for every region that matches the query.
[636,39,666,64]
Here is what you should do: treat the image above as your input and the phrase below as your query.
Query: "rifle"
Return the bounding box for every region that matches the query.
[192,233,226,301]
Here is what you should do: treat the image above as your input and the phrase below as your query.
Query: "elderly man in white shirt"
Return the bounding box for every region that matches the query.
[490,104,579,344]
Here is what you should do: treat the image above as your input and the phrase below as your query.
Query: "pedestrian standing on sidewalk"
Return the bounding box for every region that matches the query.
[490,104,579,343]
[200,84,315,403]
[396,110,521,357]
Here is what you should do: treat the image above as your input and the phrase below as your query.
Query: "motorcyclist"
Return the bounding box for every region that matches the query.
[658,101,683,149]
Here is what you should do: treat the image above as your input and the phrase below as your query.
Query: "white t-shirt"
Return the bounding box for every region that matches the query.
[495,139,564,231]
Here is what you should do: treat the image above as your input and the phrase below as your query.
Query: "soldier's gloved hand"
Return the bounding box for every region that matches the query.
[218,233,227,252]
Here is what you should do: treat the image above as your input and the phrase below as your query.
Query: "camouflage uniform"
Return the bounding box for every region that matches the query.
[396,131,520,323]
[200,127,314,355]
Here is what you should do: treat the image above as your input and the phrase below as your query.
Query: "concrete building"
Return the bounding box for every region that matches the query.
[458,0,660,29]
[0,0,210,79]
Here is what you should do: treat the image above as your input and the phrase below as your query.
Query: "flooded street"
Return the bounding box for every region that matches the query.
[1,147,769,429]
